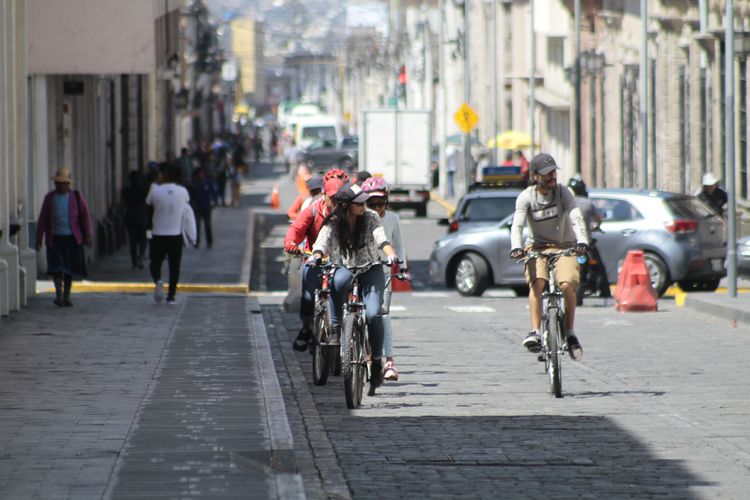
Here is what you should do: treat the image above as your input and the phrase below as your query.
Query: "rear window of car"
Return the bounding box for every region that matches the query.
[342,137,358,146]
[667,198,716,219]
[460,197,516,221]
[591,198,642,222]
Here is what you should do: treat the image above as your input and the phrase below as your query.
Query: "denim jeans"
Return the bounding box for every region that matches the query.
[330,266,385,357]
[300,264,323,323]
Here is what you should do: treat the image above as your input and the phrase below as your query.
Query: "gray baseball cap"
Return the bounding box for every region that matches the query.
[529,153,560,175]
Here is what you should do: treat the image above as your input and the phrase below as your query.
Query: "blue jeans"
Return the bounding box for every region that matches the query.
[300,265,323,323]
[330,266,385,358]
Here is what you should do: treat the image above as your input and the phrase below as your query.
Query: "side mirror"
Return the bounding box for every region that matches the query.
[437,218,449,226]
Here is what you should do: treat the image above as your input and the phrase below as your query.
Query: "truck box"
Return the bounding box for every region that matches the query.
[359,109,431,217]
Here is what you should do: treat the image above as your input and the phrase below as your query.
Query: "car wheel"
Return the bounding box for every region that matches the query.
[643,252,670,297]
[454,253,490,297]
[512,286,530,297]
[678,278,721,292]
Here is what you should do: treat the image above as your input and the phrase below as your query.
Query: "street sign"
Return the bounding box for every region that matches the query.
[453,102,479,133]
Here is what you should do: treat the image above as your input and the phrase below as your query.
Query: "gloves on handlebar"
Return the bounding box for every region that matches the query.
[509,248,525,260]
[305,254,323,266]
[574,243,590,255]
[386,255,399,266]
[284,241,300,254]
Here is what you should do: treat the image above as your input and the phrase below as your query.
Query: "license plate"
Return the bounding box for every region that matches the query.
[711,258,724,271]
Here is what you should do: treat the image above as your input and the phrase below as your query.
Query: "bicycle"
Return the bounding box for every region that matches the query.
[339,259,402,408]
[524,248,577,398]
[310,262,340,386]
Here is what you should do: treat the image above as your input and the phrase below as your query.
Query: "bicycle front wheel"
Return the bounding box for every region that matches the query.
[312,305,331,386]
[342,313,362,409]
[545,307,563,398]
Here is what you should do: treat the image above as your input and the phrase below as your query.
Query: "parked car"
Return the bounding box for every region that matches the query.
[299,136,358,171]
[429,188,726,297]
[438,187,522,233]
[736,235,750,275]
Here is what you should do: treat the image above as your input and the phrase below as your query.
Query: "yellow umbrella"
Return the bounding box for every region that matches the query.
[487,130,535,150]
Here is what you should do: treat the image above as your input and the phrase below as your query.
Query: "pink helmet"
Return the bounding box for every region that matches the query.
[360,176,389,196]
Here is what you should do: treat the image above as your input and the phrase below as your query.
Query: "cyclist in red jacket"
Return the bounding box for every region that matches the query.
[283,169,347,350]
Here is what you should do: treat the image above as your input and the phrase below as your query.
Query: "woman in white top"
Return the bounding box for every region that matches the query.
[360,177,407,381]
[310,183,399,389]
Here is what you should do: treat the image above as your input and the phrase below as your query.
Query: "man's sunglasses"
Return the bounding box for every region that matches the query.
[366,200,387,208]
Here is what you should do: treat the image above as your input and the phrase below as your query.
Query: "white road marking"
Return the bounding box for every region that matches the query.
[389,305,407,312]
[446,305,496,313]
[410,291,449,298]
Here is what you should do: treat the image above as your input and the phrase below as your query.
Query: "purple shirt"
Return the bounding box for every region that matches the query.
[37,190,93,247]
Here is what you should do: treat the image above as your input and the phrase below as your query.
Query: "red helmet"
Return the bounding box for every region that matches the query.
[323,168,349,183]
[360,176,389,196]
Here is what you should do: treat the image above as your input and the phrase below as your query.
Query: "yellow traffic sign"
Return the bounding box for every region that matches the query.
[453,103,479,133]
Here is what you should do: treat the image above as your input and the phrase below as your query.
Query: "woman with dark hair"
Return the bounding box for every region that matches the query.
[310,183,399,390]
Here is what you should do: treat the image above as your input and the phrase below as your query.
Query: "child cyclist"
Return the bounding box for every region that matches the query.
[360,177,408,381]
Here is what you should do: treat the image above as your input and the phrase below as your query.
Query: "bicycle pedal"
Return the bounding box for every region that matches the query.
[537,354,545,362]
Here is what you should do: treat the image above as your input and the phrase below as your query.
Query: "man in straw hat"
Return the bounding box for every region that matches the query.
[36,167,93,307]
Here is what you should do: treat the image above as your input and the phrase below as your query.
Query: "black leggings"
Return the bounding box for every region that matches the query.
[149,235,183,298]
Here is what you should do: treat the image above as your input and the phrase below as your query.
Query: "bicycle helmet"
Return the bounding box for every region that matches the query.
[324,168,350,183]
[567,175,588,197]
[360,176,389,197]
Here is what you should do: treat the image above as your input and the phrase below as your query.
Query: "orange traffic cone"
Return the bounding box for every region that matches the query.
[270,184,280,209]
[614,250,658,312]
[391,264,412,292]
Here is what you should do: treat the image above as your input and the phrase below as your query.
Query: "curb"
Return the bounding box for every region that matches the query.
[678,292,750,325]
[430,190,456,214]
[37,281,250,295]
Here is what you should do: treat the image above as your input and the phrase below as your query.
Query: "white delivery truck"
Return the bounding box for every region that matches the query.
[359,109,431,217]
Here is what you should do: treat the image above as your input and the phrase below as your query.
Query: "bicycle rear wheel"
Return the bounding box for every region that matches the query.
[342,313,362,409]
[545,307,563,398]
[312,305,331,386]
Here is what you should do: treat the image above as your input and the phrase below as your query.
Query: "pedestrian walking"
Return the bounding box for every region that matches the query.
[36,167,93,307]
[146,166,191,304]
[445,145,457,198]
[177,147,194,189]
[121,170,148,270]
[192,167,216,248]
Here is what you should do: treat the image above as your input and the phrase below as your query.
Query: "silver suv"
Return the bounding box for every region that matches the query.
[429,188,726,297]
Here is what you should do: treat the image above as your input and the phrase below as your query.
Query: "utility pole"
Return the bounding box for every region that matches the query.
[726,0,737,297]
[463,0,471,190]
[492,0,498,167]
[530,0,536,158]
[573,0,584,174]
[640,0,648,189]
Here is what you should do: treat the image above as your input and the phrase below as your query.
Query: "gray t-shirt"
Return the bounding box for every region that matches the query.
[511,184,589,249]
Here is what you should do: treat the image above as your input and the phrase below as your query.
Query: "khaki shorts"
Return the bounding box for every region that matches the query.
[524,246,580,287]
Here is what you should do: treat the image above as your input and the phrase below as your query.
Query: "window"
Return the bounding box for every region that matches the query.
[461,197,516,222]
[591,198,642,222]
[302,126,337,141]
[547,37,565,70]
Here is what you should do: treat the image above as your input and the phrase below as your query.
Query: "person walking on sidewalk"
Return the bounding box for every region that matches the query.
[122,170,148,270]
[36,167,93,307]
[146,166,191,304]
[192,167,216,248]
[283,169,347,350]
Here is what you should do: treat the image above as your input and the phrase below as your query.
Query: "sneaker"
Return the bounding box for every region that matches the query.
[292,328,311,352]
[383,360,399,381]
[523,331,542,353]
[154,280,164,304]
[566,334,583,361]
[166,297,176,305]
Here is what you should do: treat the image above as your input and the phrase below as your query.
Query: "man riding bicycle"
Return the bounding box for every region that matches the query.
[508,153,590,360]
[283,169,347,351]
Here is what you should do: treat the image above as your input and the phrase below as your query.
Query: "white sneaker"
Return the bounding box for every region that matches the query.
[154,280,164,303]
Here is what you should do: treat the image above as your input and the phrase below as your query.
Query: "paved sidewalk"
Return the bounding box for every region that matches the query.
[0,178,306,499]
